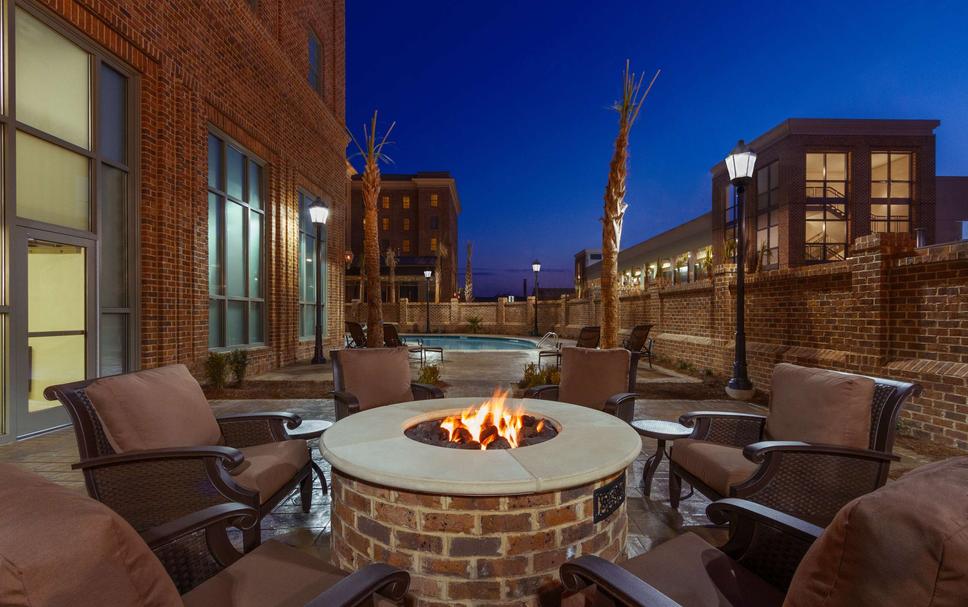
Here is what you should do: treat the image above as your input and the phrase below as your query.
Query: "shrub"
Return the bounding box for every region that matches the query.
[466,316,484,334]
[417,364,442,385]
[518,362,560,390]
[205,352,230,389]
[229,349,249,385]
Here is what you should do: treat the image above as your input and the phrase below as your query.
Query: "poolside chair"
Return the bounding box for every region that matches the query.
[345,320,367,348]
[561,456,968,607]
[383,323,443,365]
[0,463,411,603]
[622,323,654,369]
[331,346,444,420]
[669,363,920,526]
[539,325,600,368]
[44,364,314,554]
[526,347,638,423]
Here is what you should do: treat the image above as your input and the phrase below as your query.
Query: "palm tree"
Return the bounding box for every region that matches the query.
[600,61,659,348]
[465,241,474,302]
[348,110,395,347]
[434,239,449,303]
[385,247,397,303]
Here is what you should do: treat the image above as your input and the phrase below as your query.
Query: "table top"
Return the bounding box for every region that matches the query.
[631,419,692,440]
[287,419,333,440]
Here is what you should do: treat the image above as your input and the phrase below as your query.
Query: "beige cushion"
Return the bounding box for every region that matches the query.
[785,457,968,607]
[0,463,181,607]
[231,440,310,503]
[558,347,630,409]
[336,347,413,411]
[671,439,758,495]
[765,363,874,449]
[85,364,222,453]
[182,539,346,607]
[623,532,784,607]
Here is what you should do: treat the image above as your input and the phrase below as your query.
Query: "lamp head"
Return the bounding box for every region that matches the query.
[724,139,757,185]
[308,197,330,224]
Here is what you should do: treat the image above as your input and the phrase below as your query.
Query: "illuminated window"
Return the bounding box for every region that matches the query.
[871,152,913,234]
[430,193,439,208]
[298,191,326,339]
[805,152,849,262]
[431,237,438,252]
[402,239,411,253]
[381,195,390,209]
[723,184,737,263]
[756,161,780,269]
[402,195,411,209]
[381,217,389,231]
[403,217,410,230]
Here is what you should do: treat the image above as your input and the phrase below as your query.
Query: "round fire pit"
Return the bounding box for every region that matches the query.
[320,397,641,606]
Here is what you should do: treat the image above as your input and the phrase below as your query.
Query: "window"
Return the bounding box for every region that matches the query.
[402,239,411,253]
[298,192,326,339]
[430,216,439,230]
[756,161,780,268]
[382,217,389,231]
[431,237,438,252]
[381,238,389,251]
[402,195,411,209]
[208,133,265,347]
[403,217,410,231]
[307,31,322,93]
[723,184,737,262]
[430,193,439,208]
[871,152,913,234]
[382,195,390,209]
[805,152,849,262]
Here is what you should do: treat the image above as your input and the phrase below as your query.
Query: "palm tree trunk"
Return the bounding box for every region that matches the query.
[362,154,383,347]
[465,241,473,302]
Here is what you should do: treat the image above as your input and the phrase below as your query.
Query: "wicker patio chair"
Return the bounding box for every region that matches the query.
[44,364,313,554]
[525,347,639,423]
[622,323,654,369]
[331,346,444,420]
[538,325,600,368]
[345,320,368,348]
[383,322,442,364]
[668,363,921,526]
[0,463,410,603]
[560,456,968,607]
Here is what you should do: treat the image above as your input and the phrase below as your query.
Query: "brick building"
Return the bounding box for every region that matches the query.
[1,0,347,440]
[347,172,461,302]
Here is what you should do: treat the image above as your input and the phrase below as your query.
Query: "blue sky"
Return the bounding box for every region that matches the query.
[346,1,968,296]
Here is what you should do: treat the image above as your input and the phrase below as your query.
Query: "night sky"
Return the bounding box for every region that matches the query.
[346,1,968,297]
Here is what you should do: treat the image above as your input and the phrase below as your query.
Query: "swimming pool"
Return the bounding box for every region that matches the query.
[402,335,538,351]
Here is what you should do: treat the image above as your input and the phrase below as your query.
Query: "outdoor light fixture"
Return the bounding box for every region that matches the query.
[308,196,330,225]
[344,250,354,269]
[531,260,541,273]
[423,269,433,333]
[309,196,330,364]
[724,139,757,184]
[531,260,541,336]
[724,140,757,400]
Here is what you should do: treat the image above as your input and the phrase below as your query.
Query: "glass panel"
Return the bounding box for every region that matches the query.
[247,161,261,209]
[805,154,824,181]
[871,204,889,220]
[826,154,847,181]
[249,302,263,343]
[891,182,910,198]
[890,204,910,219]
[872,182,889,198]
[827,221,847,243]
[827,181,846,198]
[226,146,244,200]
[890,220,910,233]
[757,193,768,211]
[829,245,846,260]
[98,64,126,164]
[226,301,244,346]
[28,335,84,412]
[769,162,779,187]
[99,314,125,376]
[208,193,222,295]
[871,153,889,181]
[757,168,768,192]
[225,201,245,297]
[304,234,316,302]
[208,134,222,188]
[891,153,910,181]
[16,8,90,148]
[769,226,779,246]
[28,242,85,333]
[805,221,824,243]
[100,165,126,307]
[208,300,221,348]
[16,131,90,230]
[302,304,314,339]
[756,228,767,248]
[248,211,262,298]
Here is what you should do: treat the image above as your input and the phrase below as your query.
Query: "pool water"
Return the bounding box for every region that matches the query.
[402,335,538,351]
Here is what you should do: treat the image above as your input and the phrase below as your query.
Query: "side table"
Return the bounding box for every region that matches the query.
[631,419,692,498]
[288,420,333,495]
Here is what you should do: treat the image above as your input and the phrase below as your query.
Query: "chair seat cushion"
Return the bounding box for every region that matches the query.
[337,347,414,411]
[622,532,784,607]
[182,540,345,607]
[231,440,310,503]
[558,347,631,409]
[671,439,758,495]
[84,364,222,453]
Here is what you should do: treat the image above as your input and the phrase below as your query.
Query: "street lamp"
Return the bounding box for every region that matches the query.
[309,196,330,364]
[531,259,541,336]
[724,140,756,399]
[423,269,433,333]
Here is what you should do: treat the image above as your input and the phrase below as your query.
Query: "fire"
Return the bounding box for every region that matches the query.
[440,389,525,450]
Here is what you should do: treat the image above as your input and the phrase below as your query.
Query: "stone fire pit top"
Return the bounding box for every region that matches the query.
[319,397,641,496]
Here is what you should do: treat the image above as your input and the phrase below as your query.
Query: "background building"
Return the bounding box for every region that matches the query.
[936,176,968,243]
[347,172,460,302]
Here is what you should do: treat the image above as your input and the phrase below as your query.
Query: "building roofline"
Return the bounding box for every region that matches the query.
[350,171,461,214]
[585,212,711,274]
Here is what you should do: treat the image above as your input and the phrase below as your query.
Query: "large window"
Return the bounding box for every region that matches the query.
[299,191,326,340]
[871,152,913,234]
[723,184,737,262]
[308,31,322,93]
[756,161,779,268]
[208,133,265,348]
[805,152,849,262]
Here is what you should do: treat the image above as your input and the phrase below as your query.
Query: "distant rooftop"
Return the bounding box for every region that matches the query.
[351,171,454,181]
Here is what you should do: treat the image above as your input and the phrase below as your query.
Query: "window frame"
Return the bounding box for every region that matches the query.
[298,190,325,341]
[723,184,737,263]
[804,151,850,263]
[307,29,323,94]
[870,151,914,235]
[755,161,780,269]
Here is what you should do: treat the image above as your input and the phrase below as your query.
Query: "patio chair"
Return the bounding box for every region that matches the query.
[345,320,367,348]
[331,346,444,420]
[539,325,600,368]
[525,347,638,423]
[383,323,443,364]
[622,323,654,369]
[669,362,921,526]
[560,456,968,607]
[44,364,313,554]
[0,463,410,604]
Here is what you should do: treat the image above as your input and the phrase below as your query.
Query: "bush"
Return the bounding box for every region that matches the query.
[517,362,560,390]
[229,349,249,385]
[466,316,484,334]
[417,364,442,385]
[205,352,230,389]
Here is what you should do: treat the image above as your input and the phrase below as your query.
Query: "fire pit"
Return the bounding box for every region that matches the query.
[320,397,641,606]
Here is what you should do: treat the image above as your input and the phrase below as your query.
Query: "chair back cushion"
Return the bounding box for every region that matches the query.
[765,363,874,449]
[335,347,413,410]
[558,347,631,409]
[0,463,182,607]
[784,457,968,607]
[85,364,222,453]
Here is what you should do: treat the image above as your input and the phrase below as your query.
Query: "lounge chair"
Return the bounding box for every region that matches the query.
[561,456,968,606]
[622,323,654,369]
[44,364,314,553]
[526,347,638,423]
[331,346,444,420]
[0,463,410,604]
[669,363,920,526]
[539,325,600,368]
[345,320,367,348]
[383,323,442,365]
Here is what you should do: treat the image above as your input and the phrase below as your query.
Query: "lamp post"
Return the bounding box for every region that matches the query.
[724,140,756,399]
[531,259,541,336]
[308,196,330,364]
[423,269,433,333]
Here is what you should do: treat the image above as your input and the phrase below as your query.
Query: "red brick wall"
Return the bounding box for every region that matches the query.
[36,0,348,376]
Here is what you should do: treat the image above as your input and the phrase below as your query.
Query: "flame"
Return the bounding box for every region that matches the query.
[440,389,524,450]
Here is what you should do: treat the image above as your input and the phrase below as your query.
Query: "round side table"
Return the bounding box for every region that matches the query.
[631,419,692,498]
[288,420,333,495]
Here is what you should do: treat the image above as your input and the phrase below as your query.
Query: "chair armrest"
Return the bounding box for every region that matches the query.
[559,555,681,607]
[217,412,303,447]
[142,503,260,551]
[524,385,559,400]
[411,382,444,400]
[707,498,824,546]
[306,563,410,607]
[333,391,361,420]
[678,411,766,447]
[72,445,245,471]
[604,393,638,423]
[742,440,900,464]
